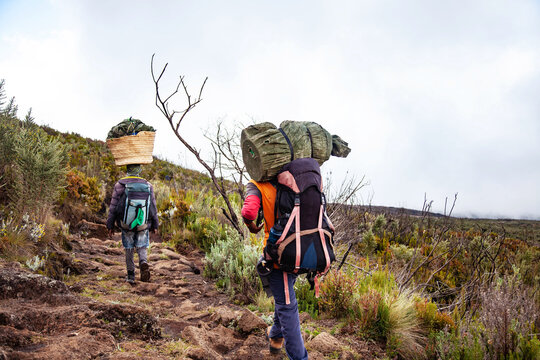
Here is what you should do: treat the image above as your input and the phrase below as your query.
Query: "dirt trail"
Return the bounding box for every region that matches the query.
[0,223,385,359]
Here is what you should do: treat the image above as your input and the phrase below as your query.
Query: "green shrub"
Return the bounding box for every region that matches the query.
[157,186,192,241]
[0,213,48,262]
[61,168,102,212]
[295,276,319,318]
[375,299,391,340]
[515,334,540,360]
[353,289,381,331]
[319,269,360,318]
[0,115,67,221]
[414,298,455,333]
[372,214,387,237]
[0,215,35,261]
[359,228,377,255]
[435,329,485,360]
[186,215,227,251]
[204,231,260,302]
[253,290,274,313]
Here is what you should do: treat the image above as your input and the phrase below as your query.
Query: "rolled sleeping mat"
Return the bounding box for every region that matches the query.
[280,120,333,165]
[241,121,350,182]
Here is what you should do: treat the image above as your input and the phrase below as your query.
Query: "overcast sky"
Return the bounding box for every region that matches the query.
[1,0,539,219]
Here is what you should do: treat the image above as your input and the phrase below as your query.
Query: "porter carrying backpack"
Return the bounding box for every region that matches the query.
[118,179,151,231]
[264,158,335,302]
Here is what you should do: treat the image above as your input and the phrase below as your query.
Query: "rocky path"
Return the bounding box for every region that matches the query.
[0,224,385,359]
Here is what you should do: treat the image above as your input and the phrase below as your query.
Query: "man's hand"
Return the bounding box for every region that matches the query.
[108,229,114,239]
[246,220,263,234]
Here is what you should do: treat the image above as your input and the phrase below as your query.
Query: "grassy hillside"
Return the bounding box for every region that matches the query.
[1,83,539,359]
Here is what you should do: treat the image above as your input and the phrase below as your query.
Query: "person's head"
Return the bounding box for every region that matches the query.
[126,164,142,176]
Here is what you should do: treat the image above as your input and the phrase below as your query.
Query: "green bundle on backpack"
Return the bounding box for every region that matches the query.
[241,120,351,182]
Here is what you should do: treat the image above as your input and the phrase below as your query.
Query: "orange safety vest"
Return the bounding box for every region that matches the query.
[249,180,276,246]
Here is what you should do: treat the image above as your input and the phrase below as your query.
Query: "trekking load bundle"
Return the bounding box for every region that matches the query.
[241,120,351,182]
[263,158,335,303]
[106,117,156,166]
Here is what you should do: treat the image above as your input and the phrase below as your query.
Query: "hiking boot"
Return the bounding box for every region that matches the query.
[266,326,284,354]
[126,270,135,285]
[140,262,151,282]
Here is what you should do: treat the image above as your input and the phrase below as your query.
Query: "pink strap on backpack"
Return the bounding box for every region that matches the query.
[318,204,331,274]
[283,271,290,304]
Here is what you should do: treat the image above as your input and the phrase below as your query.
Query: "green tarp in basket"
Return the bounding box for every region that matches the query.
[107,117,155,139]
[106,117,156,166]
[241,120,351,181]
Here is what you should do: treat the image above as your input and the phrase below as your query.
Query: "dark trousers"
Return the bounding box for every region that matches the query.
[268,270,308,360]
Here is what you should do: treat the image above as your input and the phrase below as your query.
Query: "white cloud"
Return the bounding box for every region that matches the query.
[1,0,539,219]
[1,29,83,128]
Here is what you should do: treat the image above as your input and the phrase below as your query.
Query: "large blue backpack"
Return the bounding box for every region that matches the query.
[118,179,151,232]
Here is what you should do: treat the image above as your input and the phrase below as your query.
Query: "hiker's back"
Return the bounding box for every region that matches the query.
[266,158,335,274]
[116,177,152,231]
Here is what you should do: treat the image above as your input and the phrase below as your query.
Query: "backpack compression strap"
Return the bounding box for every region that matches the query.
[275,194,302,274]
[276,170,303,275]
[274,171,302,305]
[318,200,332,275]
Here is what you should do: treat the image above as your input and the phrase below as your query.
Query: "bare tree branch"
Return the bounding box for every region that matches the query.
[151,54,242,236]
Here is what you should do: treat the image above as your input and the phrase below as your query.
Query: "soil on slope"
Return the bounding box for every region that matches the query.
[0,224,385,360]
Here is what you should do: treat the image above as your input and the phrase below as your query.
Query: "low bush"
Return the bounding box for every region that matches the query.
[186,215,227,251]
[0,214,38,261]
[414,299,455,333]
[319,268,432,358]
[61,168,103,212]
[319,269,361,319]
[295,276,319,318]
[477,274,539,358]
[204,230,261,302]
[157,186,192,241]
[252,290,274,313]
[434,325,540,360]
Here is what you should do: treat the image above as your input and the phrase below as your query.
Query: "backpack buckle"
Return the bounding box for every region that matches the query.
[294,195,300,206]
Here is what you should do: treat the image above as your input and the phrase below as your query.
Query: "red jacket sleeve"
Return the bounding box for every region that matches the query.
[241,194,261,222]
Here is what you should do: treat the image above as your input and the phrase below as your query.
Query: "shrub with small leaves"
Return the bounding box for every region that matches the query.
[319,269,360,318]
[26,255,45,271]
[0,114,67,221]
[204,230,260,302]
[477,273,539,358]
[62,168,102,212]
[295,276,319,318]
[414,298,455,333]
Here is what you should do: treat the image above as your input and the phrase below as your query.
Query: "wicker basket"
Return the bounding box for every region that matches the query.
[106,131,155,166]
